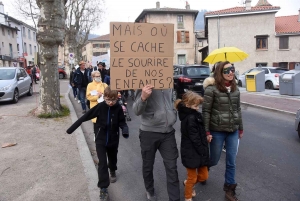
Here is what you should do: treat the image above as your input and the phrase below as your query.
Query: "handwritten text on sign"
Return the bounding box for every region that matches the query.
[110,22,174,90]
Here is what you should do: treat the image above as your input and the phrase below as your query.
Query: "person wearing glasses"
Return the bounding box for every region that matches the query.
[67,87,129,201]
[202,61,243,201]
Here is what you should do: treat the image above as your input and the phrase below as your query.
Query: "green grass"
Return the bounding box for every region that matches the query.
[38,104,70,118]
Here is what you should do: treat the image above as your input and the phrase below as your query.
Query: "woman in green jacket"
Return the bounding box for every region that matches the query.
[202,61,243,201]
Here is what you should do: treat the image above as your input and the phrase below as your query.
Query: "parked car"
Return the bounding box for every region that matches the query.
[238,67,288,89]
[0,67,33,103]
[35,67,67,80]
[296,109,300,139]
[173,65,210,100]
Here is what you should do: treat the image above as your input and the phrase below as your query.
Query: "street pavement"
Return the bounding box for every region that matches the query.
[1,82,300,201]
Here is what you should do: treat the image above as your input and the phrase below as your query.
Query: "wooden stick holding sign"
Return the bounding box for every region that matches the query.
[110,22,174,90]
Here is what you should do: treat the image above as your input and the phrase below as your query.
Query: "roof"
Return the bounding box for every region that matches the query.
[205,6,280,16]
[0,23,19,31]
[255,0,272,6]
[135,7,199,22]
[89,34,110,41]
[275,15,300,34]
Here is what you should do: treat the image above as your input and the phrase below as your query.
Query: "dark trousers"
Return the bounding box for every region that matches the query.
[32,73,37,83]
[96,143,118,189]
[139,129,180,201]
[78,87,87,110]
[72,86,77,98]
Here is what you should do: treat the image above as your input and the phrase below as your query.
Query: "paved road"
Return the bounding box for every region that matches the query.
[68,86,300,200]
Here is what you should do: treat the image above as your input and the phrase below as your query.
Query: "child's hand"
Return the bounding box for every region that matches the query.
[206,135,212,143]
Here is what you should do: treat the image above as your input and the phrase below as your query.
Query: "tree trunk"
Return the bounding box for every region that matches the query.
[35,0,66,115]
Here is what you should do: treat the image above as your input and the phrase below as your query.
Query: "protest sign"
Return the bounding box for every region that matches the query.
[110,22,174,90]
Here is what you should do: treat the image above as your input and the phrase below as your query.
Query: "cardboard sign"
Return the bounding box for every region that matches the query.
[110,22,174,90]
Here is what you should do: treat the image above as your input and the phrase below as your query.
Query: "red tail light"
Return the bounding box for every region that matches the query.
[275,74,279,77]
[179,77,192,83]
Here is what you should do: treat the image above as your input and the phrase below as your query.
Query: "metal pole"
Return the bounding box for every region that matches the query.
[217,14,220,48]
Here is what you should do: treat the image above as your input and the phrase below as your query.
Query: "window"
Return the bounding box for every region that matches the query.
[177,54,186,64]
[278,62,288,69]
[29,44,32,55]
[256,63,267,67]
[256,37,268,50]
[34,46,36,53]
[279,37,289,49]
[28,29,31,39]
[24,43,27,53]
[20,69,27,77]
[17,44,19,52]
[12,30,14,38]
[9,44,13,58]
[93,52,107,56]
[2,42,4,47]
[177,31,190,43]
[1,27,4,36]
[23,27,26,37]
[8,29,10,36]
[177,15,184,29]
[33,32,36,41]
[93,44,100,48]
[105,43,110,48]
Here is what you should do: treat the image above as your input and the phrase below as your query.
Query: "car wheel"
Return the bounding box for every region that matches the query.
[238,80,242,87]
[59,73,64,79]
[12,89,19,103]
[298,124,300,139]
[27,84,33,96]
[265,81,274,89]
[172,90,178,101]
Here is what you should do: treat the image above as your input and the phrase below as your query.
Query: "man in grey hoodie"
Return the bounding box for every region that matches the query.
[133,85,180,201]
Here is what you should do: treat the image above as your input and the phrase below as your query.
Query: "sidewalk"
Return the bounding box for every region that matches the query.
[239,88,300,115]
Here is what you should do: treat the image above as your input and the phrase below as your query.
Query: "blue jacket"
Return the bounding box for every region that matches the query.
[104,75,110,85]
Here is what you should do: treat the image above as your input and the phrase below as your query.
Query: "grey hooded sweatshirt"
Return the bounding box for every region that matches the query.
[133,89,177,133]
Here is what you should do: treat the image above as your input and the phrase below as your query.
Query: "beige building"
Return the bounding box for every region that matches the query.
[82,34,110,66]
[205,0,300,73]
[135,1,199,65]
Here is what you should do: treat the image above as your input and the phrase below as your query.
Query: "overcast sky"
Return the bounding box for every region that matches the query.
[2,0,300,36]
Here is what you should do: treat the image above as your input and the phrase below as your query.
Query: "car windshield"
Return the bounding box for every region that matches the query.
[185,67,210,76]
[270,69,288,74]
[0,69,16,80]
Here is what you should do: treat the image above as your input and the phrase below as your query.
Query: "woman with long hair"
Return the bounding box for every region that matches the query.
[202,61,243,201]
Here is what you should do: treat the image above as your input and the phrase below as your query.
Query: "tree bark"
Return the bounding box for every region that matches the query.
[35,0,66,115]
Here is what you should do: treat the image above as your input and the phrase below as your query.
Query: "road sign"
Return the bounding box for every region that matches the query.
[69,53,74,59]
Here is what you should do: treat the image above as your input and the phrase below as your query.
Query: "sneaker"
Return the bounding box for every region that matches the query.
[110,171,117,183]
[222,145,226,152]
[146,191,157,201]
[99,188,108,201]
[78,100,81,104]
[75,97,77,100]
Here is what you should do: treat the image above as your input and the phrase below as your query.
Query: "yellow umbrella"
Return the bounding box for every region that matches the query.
[204,47,249,64]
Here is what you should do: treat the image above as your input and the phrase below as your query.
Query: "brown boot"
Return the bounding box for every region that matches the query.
[223,183,239,201]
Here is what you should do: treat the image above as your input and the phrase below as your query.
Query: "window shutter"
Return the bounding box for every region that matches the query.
[177,31,181,43]
[185,31,189,43]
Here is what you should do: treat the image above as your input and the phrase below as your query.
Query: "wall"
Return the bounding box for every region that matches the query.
[0,25,18,67]
[207,12,277,73]
[144,12,198,65]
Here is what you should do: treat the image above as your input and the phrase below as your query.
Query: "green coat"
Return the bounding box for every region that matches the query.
[202,77,243,132]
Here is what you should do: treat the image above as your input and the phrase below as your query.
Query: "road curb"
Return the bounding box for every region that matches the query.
[241,101,296,116]
[65,89,99,201]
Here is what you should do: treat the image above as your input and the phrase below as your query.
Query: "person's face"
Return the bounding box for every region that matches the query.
[98,64,103,69]
[222,64,235,82]
[104,96,117,107]
[80,63,85,70]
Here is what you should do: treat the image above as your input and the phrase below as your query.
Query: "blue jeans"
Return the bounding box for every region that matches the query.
[72,87,77,98]
[209,131,239,185]
[78,87,87,111]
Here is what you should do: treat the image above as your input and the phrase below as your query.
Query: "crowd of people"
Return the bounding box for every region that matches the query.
[67,60,243,201]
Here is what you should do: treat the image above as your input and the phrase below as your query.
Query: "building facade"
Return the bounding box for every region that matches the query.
[205,0,300,73]
[135,1,199,65]
[0,1,38,67]
[82,34,110,66]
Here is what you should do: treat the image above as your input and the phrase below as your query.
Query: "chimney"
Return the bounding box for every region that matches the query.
[245,0,251,11]
[156,1,160,9]
[186,1,190,10]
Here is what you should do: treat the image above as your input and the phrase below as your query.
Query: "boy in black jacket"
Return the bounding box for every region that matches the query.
[67,87,129,201]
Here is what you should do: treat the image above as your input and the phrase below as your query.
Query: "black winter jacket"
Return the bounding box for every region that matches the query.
[178,102,210,168]
[73,68,89,89]
[66,102,129,146]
